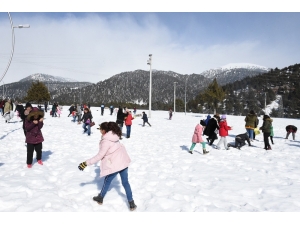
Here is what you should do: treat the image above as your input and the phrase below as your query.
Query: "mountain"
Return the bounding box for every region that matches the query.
[191,63,300,118]
[1,73,92,101]
[200,63,270,85]
[19,73,78,83]
[1,64,270,108]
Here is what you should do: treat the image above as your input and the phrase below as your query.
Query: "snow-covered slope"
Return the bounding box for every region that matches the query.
[220,63,269,71]
[200,63,270,80]
[19,73,78,83]
[1,108,300,212]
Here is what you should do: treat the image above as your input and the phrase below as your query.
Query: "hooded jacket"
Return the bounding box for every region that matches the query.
[4,101,12,113]
[116,107,126,124]
[81,111,93,123]
[124,113,134,126]
[203,116,219,138]
[24,107,44,144]
[86,131,131,177]
[245,113,258,129]
[260,118,272,133]
[192,124,204,143]
[236,133,251,146]
[218,119,231,137]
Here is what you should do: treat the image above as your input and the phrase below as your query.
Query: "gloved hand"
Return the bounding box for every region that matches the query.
[78,161,87,171]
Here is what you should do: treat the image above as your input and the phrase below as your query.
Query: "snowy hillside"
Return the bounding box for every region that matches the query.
[200,63,270,80]
[220,63,269,71]
[1,107,300,213]
[19,73,78,83]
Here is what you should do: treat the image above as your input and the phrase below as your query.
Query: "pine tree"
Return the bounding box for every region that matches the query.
[25,81,50,104]
[202,78,225,114]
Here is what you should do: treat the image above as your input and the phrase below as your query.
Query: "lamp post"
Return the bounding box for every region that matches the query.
[264,92,266,114]
[174,82,177,113]
[0,12,30,83]
[147,54,152,118]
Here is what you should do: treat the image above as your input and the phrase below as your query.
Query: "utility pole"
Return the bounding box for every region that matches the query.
[264,92,266,114]
[80,85,82,105]
[147,54,152,118]
[174,82,177,113]
[185,76,189,115]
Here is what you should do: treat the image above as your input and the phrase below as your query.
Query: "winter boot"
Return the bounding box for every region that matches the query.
[267,146,272,150]
[38,160,43,165]
[189,150,193,154]
[129,200,137,211]
[27,164,32,168]
[93,195,103,205]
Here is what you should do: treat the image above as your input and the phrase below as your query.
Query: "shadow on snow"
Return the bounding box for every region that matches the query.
[0,127,22,140]
[79,167,127,203]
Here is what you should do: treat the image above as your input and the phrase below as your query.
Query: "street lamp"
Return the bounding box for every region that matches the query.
[174,82,177,113]
[0,12,30,83]
[147,54,152,118]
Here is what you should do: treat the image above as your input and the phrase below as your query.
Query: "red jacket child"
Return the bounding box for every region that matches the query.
[218,117,232,137]
[124,112,134,126]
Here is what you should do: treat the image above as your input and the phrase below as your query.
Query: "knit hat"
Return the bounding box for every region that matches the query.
[221,115,226,120]
[25,102,32,109]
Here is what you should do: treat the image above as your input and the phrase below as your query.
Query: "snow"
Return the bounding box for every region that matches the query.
[264,95,281,115]
[220,63,269,71]
[19,73,78,83]
[1,107,300,222]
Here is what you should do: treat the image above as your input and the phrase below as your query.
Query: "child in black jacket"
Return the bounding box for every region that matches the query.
[228,132,251,150]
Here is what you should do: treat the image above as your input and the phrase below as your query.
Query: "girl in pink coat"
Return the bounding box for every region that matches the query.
[78,121,137,211]
[189,121,209,154]
[56,106,61,118]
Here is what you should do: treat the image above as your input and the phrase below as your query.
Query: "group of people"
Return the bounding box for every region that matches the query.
[51,102,62,117]
[189,110,297,154]
[8,101,137,211]
[0,99,15,123]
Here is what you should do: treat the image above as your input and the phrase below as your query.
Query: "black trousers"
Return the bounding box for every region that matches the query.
[143,121,151,126]
[263,132,271,149]
[27,143,42,164]
[23,121,26,136]
[234,138,245,148]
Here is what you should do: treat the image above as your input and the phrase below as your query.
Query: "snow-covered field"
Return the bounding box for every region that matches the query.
[1,106,300,220]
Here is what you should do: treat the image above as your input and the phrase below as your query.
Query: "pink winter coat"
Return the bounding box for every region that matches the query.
[192,124,204,143]
[86,131,131,177]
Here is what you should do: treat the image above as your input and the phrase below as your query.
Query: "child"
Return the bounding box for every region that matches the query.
[56,105,61,118]
[25,107,44,168]
[270,125,274,144]
[203,114,219,146]
[259,115,272,150]
[189,120,208,154]
[141,111,151,127]
[124,111,134,138]
[216,115,232,150]
[81,108,93,136]
[285,125,297,140]
[169,109,173,120]
[72,108,77,122]
[228,132,251,150]
[78,122,137,211]
[77,104,82,124]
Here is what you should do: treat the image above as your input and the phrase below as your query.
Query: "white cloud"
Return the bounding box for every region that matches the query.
[0,13,299,84]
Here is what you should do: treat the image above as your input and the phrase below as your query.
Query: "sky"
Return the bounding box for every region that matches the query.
[0,1,300,84]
